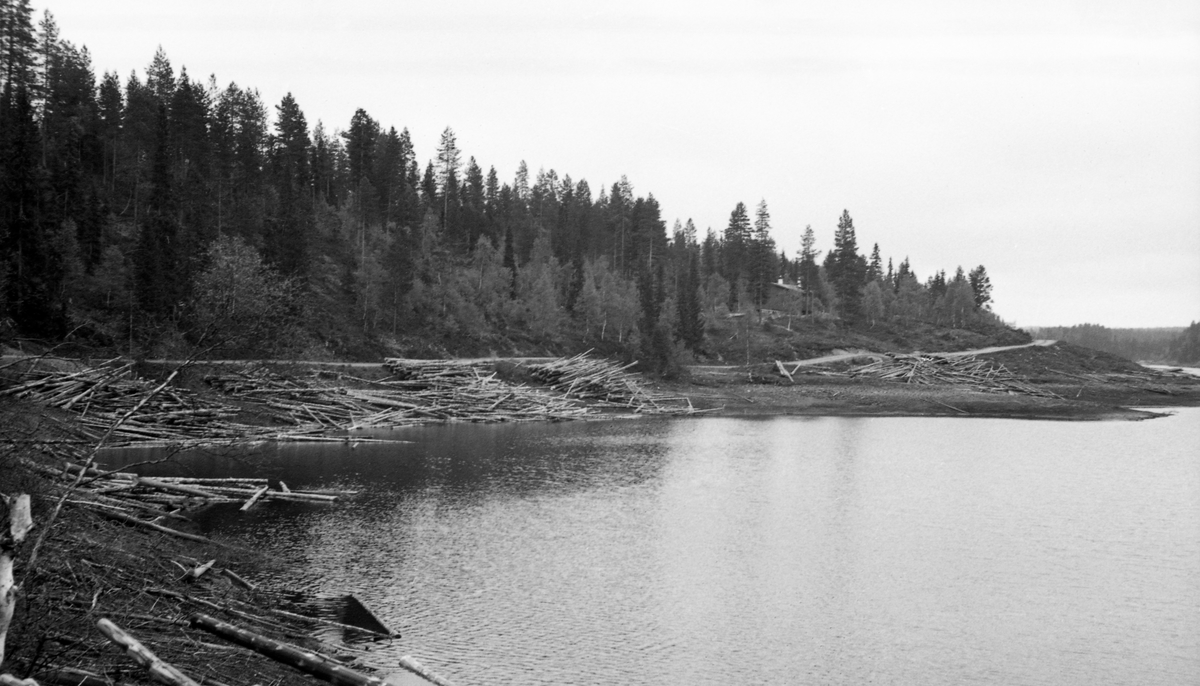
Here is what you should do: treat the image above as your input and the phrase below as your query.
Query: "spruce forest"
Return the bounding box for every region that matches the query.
[1,5,1009,370]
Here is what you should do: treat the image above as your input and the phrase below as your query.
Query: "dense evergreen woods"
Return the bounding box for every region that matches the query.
[2,5,1004,368]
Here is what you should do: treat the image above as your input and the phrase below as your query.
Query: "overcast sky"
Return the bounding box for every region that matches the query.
[38,0,1200,328]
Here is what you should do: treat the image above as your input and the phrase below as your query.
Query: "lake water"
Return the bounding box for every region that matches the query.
[109,408,1200,685]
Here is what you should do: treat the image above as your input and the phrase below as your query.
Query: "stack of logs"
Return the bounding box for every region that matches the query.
[0,360,250,446]
[847,354,1062,398]
[524,352,693,412]
[217,362,592,430]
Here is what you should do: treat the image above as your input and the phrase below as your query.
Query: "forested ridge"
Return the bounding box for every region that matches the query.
[1028,324,1200,365]
[2,4,1007,369]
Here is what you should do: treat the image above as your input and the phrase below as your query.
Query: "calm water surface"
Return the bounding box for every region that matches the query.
[110,409,1200,685]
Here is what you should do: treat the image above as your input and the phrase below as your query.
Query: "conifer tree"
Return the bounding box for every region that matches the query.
[134,102,178,318]
[675,248,704,350]
[747,199,776,309]
[420,161,437,210]
[1,81,65,335]
[868,243,882,282]
[0,0,38,93]
[968,265,992,309]
[722,201,751,309]
[435,126,461,192]
[267,92,311,275]
[829,210,865,320]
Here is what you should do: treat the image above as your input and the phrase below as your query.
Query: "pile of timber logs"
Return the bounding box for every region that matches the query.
[1,360,254,446]
[218,363,593,430]
[847,354,1062,398]
[386,354,696,415]
[524,352,690,412]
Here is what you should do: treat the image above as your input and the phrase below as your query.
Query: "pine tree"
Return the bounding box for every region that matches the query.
[868,243,882,282]
[145,46,173,104]
[267,92,311,275]
[1,0,38,93]
[828,210,865,320]
[134,101,177,318]
[1,81,66,335]
[722,201,751,310]
[798,224,820,294]
[435,126,461,193]
[462,156,485,250]
[968,265,992,309]
[747,199,776,309]
[420,161,437,210]
[342,108,378,196]
[675,248,704,350]
[701,227,720,277]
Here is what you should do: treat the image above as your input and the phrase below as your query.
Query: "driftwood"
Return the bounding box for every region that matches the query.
[774,360,794,383]
[239,486,269,512]
[397,656,457,686]
[91,509,224,547]
[96,619,200,686]
[189,614,392,686]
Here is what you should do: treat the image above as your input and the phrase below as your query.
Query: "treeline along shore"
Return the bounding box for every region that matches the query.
[1,3,1018,373]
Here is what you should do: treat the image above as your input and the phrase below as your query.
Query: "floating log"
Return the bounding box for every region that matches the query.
[398,656,457,686]
[189,614,393,686]
[239,486,269,511]
[136,478,216,499]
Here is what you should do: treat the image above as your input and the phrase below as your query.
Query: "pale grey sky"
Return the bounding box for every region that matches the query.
[40,0,1200,328]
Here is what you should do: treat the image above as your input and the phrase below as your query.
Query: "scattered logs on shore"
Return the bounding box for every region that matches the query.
[1,353,696,448]
[22,458,354,549]
[11,453,427,686]
[844,353,1062,398]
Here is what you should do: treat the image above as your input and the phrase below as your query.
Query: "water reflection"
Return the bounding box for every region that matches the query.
[102,410,1200,686]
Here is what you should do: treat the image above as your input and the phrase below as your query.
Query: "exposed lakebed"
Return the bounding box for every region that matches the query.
[106,408,1200,685]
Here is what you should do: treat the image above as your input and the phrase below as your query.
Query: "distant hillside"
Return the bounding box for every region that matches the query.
[1026,323,1198,364]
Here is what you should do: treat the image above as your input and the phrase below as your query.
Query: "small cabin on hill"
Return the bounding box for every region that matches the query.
[765,280,809,314]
